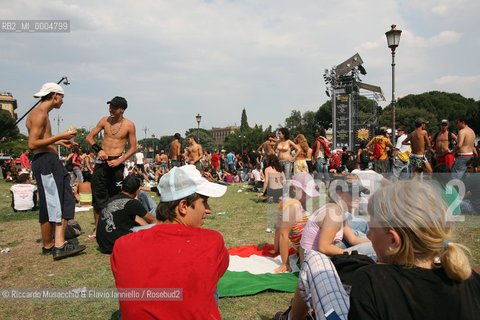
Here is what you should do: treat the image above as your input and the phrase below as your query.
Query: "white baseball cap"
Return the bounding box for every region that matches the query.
[159,165,227,202]
[33,82,64,98]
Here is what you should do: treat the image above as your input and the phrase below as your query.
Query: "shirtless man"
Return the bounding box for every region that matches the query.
[26,82,86,260]
[452,116,478,179]
[432,119,457,169]
[185,135,203,170]
[169,133,182,167]
[85,96,137,241]
[276,128,296,179]
[402,118,432,174]
[257,132,277,172]
[159,150,169,173]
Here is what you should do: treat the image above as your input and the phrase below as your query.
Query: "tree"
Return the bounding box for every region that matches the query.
[381,91,480,134]
[0,109,19,140]
[240,108,249,132]
[314,101,332,129]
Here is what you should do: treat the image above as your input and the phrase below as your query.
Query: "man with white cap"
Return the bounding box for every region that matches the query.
[111,165,229,320]
[26,82,86,260]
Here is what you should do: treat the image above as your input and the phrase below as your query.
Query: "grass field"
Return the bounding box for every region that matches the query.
[0,179,479,319]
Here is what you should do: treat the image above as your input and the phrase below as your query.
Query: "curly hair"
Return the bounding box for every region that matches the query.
[266,154,283,172]
[294,134,309,157]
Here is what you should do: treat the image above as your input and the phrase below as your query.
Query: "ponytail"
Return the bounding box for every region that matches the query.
[440,241,472,281]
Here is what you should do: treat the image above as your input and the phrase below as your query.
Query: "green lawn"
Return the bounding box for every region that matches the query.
[0,180,479,319]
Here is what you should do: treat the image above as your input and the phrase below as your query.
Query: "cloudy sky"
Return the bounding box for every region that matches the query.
[1,0,479,139]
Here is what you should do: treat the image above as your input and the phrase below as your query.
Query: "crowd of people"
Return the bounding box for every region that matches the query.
[7,81,480,318]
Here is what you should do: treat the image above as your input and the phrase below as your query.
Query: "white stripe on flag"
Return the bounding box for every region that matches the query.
[228,254,300,274]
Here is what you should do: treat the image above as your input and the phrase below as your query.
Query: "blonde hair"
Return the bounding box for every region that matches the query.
[294,134,309,156]
[368,180,471,281]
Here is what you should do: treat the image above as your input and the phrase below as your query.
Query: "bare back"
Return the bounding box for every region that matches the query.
[457,126,476,154]
[169,139,181,160]
[410,128,430,155]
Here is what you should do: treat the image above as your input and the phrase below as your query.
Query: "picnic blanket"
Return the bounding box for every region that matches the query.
[217,243,299,297]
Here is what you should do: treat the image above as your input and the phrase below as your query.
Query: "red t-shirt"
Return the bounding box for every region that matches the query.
[211,153,220,167]
[111,224,229,320]
[20,153,30,169]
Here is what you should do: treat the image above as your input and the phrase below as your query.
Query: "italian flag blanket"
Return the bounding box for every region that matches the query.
[217,243,300,297]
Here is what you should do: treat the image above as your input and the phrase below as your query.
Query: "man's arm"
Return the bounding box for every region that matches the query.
[108,122,137,167]
[424,131,431,148]
[452,131,464,154]
[86,119,108,160]
[28,113,76,150]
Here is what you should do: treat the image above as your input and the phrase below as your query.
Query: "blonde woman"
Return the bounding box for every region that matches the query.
[293,134,310,175]
[276,180,480,320]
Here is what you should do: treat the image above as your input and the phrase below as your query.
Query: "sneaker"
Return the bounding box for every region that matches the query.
[53,241,86,260]
[42,245,54,255]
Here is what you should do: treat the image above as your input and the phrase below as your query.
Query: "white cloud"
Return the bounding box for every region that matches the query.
[1,0,478,140]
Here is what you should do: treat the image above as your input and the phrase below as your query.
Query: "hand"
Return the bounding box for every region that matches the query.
[257,193,264,199]
[60,129,77,140]
[98,150,108,161]
[274,264,292,274]
[57,140,77,148]
[107,158,123,167]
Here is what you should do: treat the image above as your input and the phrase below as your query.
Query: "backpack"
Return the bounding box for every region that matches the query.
[360,149,370,163]
[372,137,383,159]
[433,130,456,151]
[317,137,331,158]
[65,156,73,171]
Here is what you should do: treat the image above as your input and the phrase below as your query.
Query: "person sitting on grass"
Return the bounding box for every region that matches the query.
[299,174,375,259]
[250,163,265,191]
[96,175,157,254]
[10,172,38,212]
[273,172,318,273]
[276,180,480,320]
[258,154,286,203]
[111,165,228,319]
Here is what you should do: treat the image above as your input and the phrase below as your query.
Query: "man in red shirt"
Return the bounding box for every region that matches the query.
[111,165,229,319]
[211,149,220,172]
[20,149,30,170]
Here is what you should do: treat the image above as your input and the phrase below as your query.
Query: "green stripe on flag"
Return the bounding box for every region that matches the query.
[217,270,299,297]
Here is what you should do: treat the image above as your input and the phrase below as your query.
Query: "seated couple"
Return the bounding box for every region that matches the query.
[273,173,374,274]
[276,181,480,320]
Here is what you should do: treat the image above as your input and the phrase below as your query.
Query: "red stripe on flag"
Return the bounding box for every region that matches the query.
[227,243,297,257]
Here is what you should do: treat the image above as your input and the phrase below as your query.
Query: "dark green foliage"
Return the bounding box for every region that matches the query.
[380,91,480,133]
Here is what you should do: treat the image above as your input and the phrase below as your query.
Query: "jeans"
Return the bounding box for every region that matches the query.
[279,160,293,180]
[392,156,410,181]
[452,156,472,180]
[345,211,369,234]
[137,190,157,215]
[315,158,329,181]
[70,167,84,186]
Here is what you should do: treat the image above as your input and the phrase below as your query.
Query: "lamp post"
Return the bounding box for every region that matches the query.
[196,113,202,143]
[385,24,402,146]
[53,116,63,156]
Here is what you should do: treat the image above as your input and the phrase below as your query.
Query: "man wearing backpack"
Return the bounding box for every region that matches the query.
[392,125,411,180]
[433,119,457,169]
[312,127,330,182]
[366,128,394,174]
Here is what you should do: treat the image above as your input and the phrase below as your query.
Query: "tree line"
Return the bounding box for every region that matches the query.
[1,91,478,156]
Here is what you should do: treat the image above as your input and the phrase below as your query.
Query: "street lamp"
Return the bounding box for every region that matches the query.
[196,113,202,143]
[385,24,402,146]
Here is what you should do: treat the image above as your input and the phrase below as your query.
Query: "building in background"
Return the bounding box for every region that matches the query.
[0,92,17,119]
[209,126,239,146]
